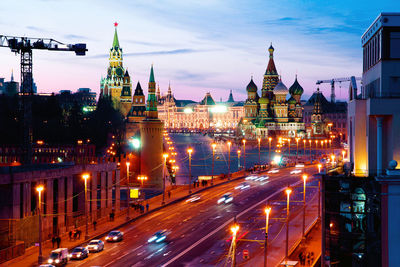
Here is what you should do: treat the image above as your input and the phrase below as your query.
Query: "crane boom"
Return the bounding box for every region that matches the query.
[315,76,361,103]
[0,34,87,165]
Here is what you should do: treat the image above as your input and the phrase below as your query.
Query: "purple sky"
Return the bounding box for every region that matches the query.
[0,0,398,102]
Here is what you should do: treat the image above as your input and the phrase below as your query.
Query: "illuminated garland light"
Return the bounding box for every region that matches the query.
[210,105,227,113]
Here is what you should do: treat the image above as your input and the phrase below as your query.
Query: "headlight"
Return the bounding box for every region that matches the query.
[77,253,81,258]
[113,236,118,240]
[94,245,98,250]
[55,259,60,263]
[105,236,109,240]
[48,259,53,263]
[148,236,157,243]
[156,236,166,243]
[217,198,224,204]
[68,254,72,258]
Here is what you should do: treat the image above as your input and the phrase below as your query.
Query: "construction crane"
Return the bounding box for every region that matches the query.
[316,76,361,103]
[0,35,87,164]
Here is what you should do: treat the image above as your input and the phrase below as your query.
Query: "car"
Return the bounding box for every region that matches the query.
[105,230,123,242]
[47,248,68,266]
[217,193,233,204]
[86,240,104,252]
[290,169,302,174]
[186,194,201,203]
[148,230,168,243]
[268,169,279,174]
[257,176,269,181]
[68,247,89,260]
[234,182,250,190]
[40,265,55,267]
[295,163,305,168]
[245,175,257,181]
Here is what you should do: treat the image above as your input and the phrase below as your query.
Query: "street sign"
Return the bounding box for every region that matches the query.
[243,249,249,260]
[130,188,139,198]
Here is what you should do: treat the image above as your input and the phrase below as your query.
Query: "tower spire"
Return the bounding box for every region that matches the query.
[113,22,120,48]
[11,69,14,82]
[146,65,158,119]
[149,64,155,83]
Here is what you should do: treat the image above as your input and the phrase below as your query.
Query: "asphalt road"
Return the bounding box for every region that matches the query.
[67,165,318,267]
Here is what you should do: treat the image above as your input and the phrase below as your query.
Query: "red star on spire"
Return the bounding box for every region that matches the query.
[114,22,118,27]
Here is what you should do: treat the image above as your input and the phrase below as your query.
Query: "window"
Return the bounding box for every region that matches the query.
[389,32,400,58]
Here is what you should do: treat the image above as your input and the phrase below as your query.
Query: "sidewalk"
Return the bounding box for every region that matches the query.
[286,221,321,267]
[4,169,248,267]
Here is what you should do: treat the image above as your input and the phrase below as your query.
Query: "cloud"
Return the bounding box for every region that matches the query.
[26,26,48,32]
[63,34,88,40]
[87,48,205,59]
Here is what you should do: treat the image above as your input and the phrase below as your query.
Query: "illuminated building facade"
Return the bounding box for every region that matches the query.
[157,89,244,131]
[239,44,305,138]
[100,23,132,116]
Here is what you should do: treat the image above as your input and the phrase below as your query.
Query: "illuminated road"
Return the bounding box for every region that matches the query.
[68,165,318,267]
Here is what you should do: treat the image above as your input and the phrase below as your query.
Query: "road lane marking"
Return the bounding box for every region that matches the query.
[162,178,304,267]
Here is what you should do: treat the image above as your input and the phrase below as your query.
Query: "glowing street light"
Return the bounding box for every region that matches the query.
[268,137,272,163]
[309,139,312,159]
[137,175,148,187]
[211,143,216,186]
[258,137,261,164]
[82,173,90,239]
[264,206,272,267]
[295,137,300,162]
[230,224,240,266]
[237,149,241,169]
[285,188,292,260]
[342,150,346,161]
[36,185,44,264]
[287,138,291,159]
[162,153,169,205]
[318,163,322,173]
[242,139,246,170]
[187,147,193,194]
[227,141,231,179]
[303,139,306,159]
[302,174,308,237]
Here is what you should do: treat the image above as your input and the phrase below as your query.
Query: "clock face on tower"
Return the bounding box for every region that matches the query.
[116,67,123,77]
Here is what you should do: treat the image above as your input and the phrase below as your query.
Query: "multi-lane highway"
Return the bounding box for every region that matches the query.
[67,165,318,267]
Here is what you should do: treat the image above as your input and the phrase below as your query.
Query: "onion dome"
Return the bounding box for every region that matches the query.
[246,77,258,92]
[289,76,304,95]
[288,96,296,104]
[273,79,288,95]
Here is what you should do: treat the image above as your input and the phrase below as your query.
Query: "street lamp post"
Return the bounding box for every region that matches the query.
[82,173,90,239]
[162,153,169,205]
[342,150,346,161]
[187,148,193,194]
[211,143,216,186]
[302,174,308,238]
[315,140,318,157]
[227,141,231,179]
[288,138,291,159]
[237,150,241,169]
[308,140,312,161]
[295,138,300,162]
[264,206,271,267]
[231,224,239,266]
[126,162,130,220]
[258,137,261,164]
[137,175,148,187]
[242,139,246,170]
[303,139,306,159]
[285,188,292,260]
[268,137,272,163]
[36,185,44,264]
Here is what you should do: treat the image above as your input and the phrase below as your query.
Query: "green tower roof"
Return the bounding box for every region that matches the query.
[149,65,155,83]
[113,27,119,49]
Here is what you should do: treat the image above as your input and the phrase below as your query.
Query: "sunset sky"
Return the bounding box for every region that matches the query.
[0,0,398,101]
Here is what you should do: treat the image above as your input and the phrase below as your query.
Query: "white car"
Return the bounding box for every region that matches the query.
[268,169,279,174]
[217,193,233,204]
[295,163,305,168]
[235,182,250,190]
[290,169,302,174]
[86,240,104,252]
[186,194,201,203]
[257,176,269,181]
[245,176,257,181]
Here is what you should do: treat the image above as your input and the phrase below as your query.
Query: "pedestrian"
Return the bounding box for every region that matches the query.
[310,252,314,264]
[73,230,77,241]
[68,231,72,241]
[111,212,115,221]
[168,191,171,199]
[77,229,81,239]
[298,252,303,266]
[306,252,311,265]
[197,181,199,187]
[109,212,112,221]
[51,236,56,248]
[146,203,149,212]
[56,236,61,248]
[93,220,97,231]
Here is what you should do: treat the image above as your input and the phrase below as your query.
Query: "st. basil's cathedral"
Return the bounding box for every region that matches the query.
[239,44,306,138]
